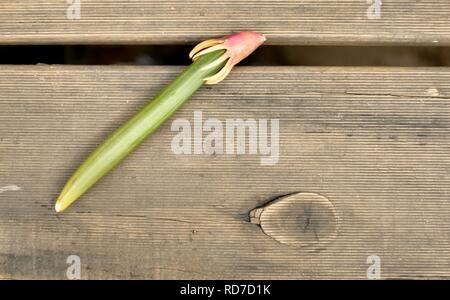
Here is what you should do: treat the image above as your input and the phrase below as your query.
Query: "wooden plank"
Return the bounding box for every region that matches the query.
[0,1,450,46]
[1,65,450,279]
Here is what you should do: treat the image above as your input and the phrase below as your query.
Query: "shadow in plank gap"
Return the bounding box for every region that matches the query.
[0,45,450,66]
[249,192,339,252]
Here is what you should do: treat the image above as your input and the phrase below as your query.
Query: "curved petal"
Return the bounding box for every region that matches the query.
[189,38,224,59]
[191,44,227,61]
[204,60,233,85]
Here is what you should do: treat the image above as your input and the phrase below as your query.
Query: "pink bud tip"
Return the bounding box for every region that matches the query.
[222,32,266,65]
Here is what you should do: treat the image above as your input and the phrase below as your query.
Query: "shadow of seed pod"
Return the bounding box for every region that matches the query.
[249,192,339,251]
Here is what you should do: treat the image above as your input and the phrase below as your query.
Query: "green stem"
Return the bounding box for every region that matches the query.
[56,50,226,212]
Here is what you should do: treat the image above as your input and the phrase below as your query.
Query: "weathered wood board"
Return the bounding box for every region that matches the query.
[1,65,450,279]
[1,1,450,45]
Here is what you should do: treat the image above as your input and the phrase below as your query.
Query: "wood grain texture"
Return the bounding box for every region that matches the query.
[0,1,450,45]
[1,65,450,279]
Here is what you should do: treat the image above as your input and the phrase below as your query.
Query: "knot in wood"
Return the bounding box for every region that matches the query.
[250,192,339,250]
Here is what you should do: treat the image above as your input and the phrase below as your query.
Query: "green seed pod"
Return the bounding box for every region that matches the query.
[55,32,265,212]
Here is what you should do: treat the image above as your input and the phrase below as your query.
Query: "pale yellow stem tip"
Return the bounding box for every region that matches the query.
[55,201,64,213]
